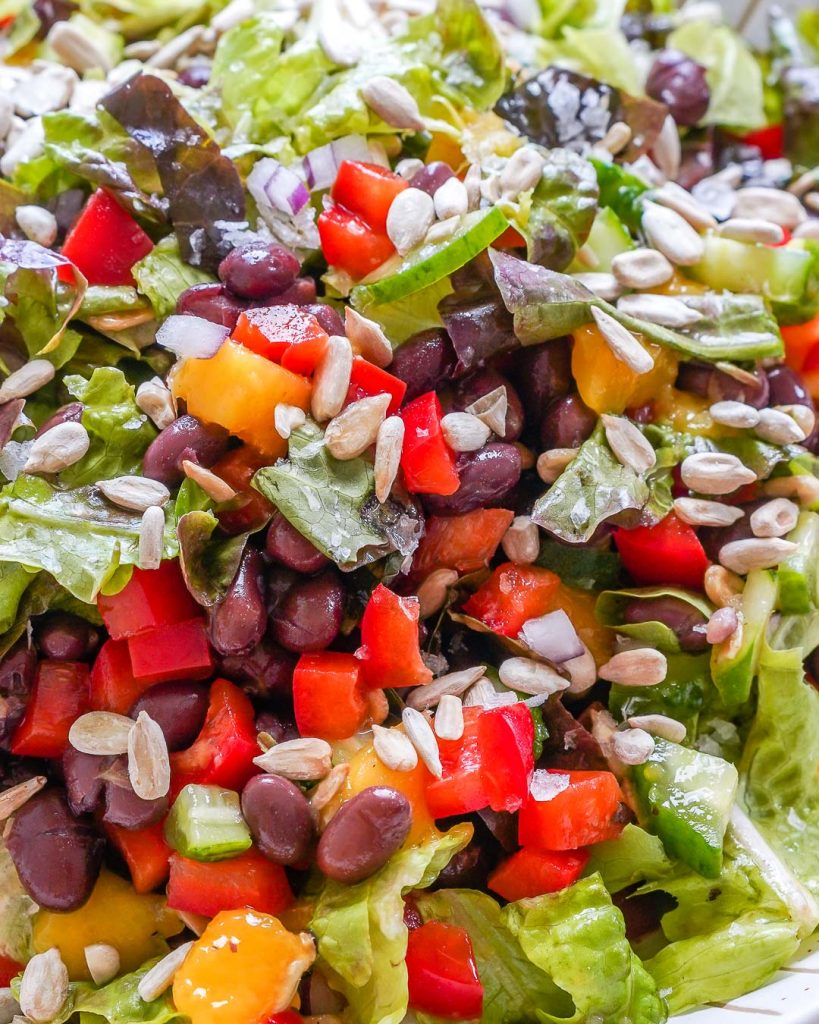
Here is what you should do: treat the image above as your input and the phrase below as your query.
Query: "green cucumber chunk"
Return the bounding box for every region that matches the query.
[710,569,777,706]
[688,236,812,305]
[568,206,634,273]
[352,206,509,306]
[165,784,252,861]
[778,511,819,615]
[631,738,738,878]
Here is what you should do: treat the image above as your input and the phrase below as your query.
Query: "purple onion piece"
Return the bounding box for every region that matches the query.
[156,314,229,359]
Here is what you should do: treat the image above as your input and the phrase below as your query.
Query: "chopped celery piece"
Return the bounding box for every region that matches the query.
[778,511,819,616]
[710,569,777,706]
[568,206,633,273]
[689,237,812,305]
[165,784,252,862]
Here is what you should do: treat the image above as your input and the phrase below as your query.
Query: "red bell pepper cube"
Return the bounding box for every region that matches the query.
[331,160,408,233]
[211,446,275,536]
[89,638,152,716]
[739,123,784,161]
[0,954,23,987]
[105,820,171,893]
[399,392,460,496]
[127,618,213,685]
[167,849,293,918]
[462,563,560,638]
[318,205,395,279]
[425,707,489,819]
[487,847,589,902]
[346,357,407,415]
[518,770,625,851]
[783,314,819,374]
[293,652,368,741]
[357,584,432,690]
[477,703,534,813]
[412,509,513,577]
[233,305,329,374]
[61,189,154,286]
[262,1013,304,1024]
[170,678,259,793]
[406,921,484,1021]
[97,560,200,640]
[11,661,90,759]
[614,512,710,590]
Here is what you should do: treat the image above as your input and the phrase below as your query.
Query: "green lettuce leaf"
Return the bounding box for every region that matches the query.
[586,824,672,894]
[76,0,225,41]
[535,537,622,591]
[133,236,214,319]
[609,652,715,740]
[310,824,472,1024]
[596,586,712,653]
[503,873,667,1023]
[540,26,641,94]
[350,276,451,346]
[0,839,35,964]
[0,562,37,635]
[177,510,249,608]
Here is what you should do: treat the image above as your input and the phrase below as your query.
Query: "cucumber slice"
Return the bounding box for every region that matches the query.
[778,511,819,615]
[352,207,509,307]
[568,206,634,273]
[631,738,738,879]
[165,784,252,862]
[688,236,812,305]
[710,569,777,706]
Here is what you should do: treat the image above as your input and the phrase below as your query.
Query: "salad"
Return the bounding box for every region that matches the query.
[0,0,818,1021]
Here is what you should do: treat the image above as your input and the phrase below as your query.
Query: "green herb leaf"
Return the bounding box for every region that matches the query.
[133,236,214,319]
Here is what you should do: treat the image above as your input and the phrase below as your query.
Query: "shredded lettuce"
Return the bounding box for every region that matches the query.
[0,839,35,965]
[133,237,214,319]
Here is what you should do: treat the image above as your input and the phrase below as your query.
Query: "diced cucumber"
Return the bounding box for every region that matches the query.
[165,784,252,862]
[631,738,738,879]
[710,569,777,706]
[351,206,509,306]
[568,206,634,273]
[688,237,813,305]
[778,511,819,615]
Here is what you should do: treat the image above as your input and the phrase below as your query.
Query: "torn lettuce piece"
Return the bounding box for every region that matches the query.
[535,537,622,591]
[608,652,714,743]
[177,510,249,608]
[778,510,819,615]
[0,839,35,965]
[133,236,214,319]
[596,587,712,653]
[350,276,452,346]
[0,562,37,636]
[586,823,672,894]
[710,569,777,706]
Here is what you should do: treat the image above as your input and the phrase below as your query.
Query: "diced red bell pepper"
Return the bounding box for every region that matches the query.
[413,509,514,577]
[105,820,171,894]
[462,563,561,638]
[97,560,200,640]
[89,638,151,716]
[0,954,23,987]
[399,392,460,496]
[212,445,275,536]
[357,584,432,690]
[477,703,534,813]
[11,661,90,759]
[518,770,625,851]
[739,123,784,161]
[60,189,154,286]
[331,160,408,233]
[406,921,484,1021]
[292,652,369,741]
[487,847,589,902]
[346,357,407,415]
[425,707,488,819]
[318,205,395,279]
[167,849,293,918]
[262,1013,304,1024]
[614,513,710,590]
[783,314,819,374]
[233,305,329,374]
[170,679,259,793]
[127,618,213,685]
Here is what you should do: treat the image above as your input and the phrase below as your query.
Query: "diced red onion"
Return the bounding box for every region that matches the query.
[519,609,584,664]
[301,134,371,190]
[247,158,310,216]
[156,315,228,359]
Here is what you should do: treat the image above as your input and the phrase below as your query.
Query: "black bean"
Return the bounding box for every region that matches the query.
[220,638,297,701]
[271,278,318,306]
[269,570,345,653]
[7,789,103,911]
[241,774,314,865]
[390,330,457,403]
[646,50,710,127]
[513,339,572,425]
[142,414,229,487]
[433,842,493,890]
[177,62,210,89]
[676,362,770,408]
[219,242,301,300]
[0,642,35,752]
[0,399,25,450]
[317,786,411,883]
[424,443,522,515]
[767,365,813,408]
[62,748,107,816]
[266,512,329,574]
[806,648,819,684]
[32,0,75,37]
[439,295,518,376]
[34,613,98,661]
[255,709,298,743]
[540,393,597,450]
[176,282,249,331]
[450,369,524,441]
[622,596,708,653]
[208,548,267,657]
[103,758,168,829]
[302,302,344,337]
[34,402,83,440]
[409,161,455,196]
[129,681,210,752]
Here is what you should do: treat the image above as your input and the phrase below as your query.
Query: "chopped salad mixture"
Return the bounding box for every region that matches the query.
[0,0,819,1021]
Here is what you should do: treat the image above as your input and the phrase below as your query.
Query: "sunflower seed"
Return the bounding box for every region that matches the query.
[806,192,819,215]
[309,764,349,816]
[590,306,654,374]
[274,403,307,440]
[703,564,744,608]
[318,21,360,66]
[372,725,418,772]
[325,394,390,460]
[98,475,170,512]
[312,335,353,422]
[617,292,702,328]
[761,474,819,505]
[708,400,761,429]
[718,217,785,245]
[652,182,717,232]
[732,187,806,230]
[47,20,115,71]
[719,537,798,574]
[575,244,600,268]
[536,447,578,483]
[69,711,134,755]
[128,711,170,800]
[626,713,686,743]
[138,505,164,571]
[464,163,482,210]
[441,412,490,452]
[706,606,739,644]
[514,442,536,470]
[361,76,424,131]
[135,377,176,429]
[414,567,458,619]
[755,407,808,445]
[374,415,404,503]
[680,451,757,494]
[433,177,468,220]
[85,944,120,987]
[464,677,517,708]
[0,775,46,822]
[395,157,424,180]
[15,205,57,247]
[789,170,819,197]
[181,459,236,502]
[19,949,69,1023]
[0,988,18,1024]
[598,120,631,156]
[501,515,540,565]
[464,386,508,435]
[776,403,816,437]
[137,943,194,1002]
[401,708,442,778]
[601,414,656,474]
[498,657,569,696]
[433,695,464,741]
[344,308,392,368]
[24,421,90,474]
[613,728,655,765]
[611,248,674,289]
[642,200,705,266]
[750,497,799,538]
[386,188,435,255]
[424,215,460,247]
[598,648,667,687]
[572,272,622,301]
[176,911,209,936]
[254,737,332,780]
[673,497,744,527]
[499,145,545,199]
[651,114,681,180]
[793,220,819,241]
